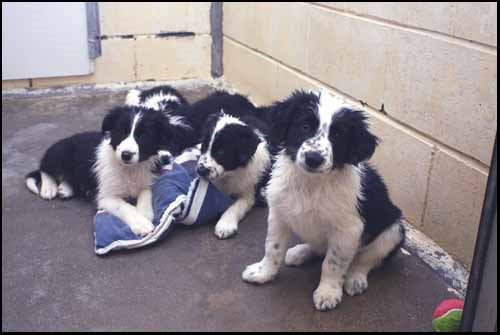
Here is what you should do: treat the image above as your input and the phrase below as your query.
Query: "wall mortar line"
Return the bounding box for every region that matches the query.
[223,35,492,173]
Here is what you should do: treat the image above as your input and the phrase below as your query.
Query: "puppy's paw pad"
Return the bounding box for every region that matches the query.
[215,220,238,239]
[344,273,368,296]
[57,184,73,199]
[40,183,58,200]
[242,262,274,284]
[313,286,343,311]
[130,217,155,237]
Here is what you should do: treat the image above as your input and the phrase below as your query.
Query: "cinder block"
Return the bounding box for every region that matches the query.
[266,3,310,71]
[100,2,210,36]
[275,64,319,101]
[307,5,389,109]
[223,3,256,47]
[2,80,30,90]
[93,39,136,83]
[223,37,278,106]
[135,36,211,81]
[340,2,497,47]
[383,28,497,165]
[369,116,435,226]
[225,2,309,70]
[252,3,274,56]
[423,151,489,266]
[313,2,345,10]
[451,3,497,47]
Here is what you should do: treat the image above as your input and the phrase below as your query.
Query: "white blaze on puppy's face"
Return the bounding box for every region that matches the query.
[116,112,142,165]
[297,89,347,174]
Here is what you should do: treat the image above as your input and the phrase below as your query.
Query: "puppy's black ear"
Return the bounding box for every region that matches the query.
[199,112,222,151]
[237,129,260,166]
[101,107,124,135]
[156,114,195,156]
[348,111,379,164]
[268,99,294,146]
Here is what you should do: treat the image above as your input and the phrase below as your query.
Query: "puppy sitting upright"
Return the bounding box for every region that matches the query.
[189,91,272,239]
[242,89,405,311]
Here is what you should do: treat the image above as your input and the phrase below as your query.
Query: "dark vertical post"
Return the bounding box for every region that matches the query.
[460,134,497,332]
[210,2,223,78]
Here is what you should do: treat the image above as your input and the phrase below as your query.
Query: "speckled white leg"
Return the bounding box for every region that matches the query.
[313,223,362,311]
[242,208,292,284]
[344,223,403,296]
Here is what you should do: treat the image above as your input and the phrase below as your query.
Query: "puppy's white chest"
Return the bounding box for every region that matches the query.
[267,156,362,250]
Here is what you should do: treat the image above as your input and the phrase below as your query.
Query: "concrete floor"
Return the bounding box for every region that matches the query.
[2,85,458,331]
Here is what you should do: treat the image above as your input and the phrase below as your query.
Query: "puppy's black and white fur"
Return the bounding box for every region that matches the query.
[125,85,193,162]
[189,91,272,239]
[26,87,192,236]
[242,89,405,311]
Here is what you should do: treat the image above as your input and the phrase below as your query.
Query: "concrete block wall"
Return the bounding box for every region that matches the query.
[223,2,497,267]
[2,2,212,89]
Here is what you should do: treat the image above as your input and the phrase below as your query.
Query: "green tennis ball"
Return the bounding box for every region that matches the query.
[432,299,464,332]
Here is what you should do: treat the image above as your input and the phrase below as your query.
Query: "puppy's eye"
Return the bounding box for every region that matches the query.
[216,148,225,156]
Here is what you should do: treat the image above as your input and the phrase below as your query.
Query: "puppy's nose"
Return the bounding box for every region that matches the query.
[121,151,134,162]
[197,165,210,177]
[304,151,325,169]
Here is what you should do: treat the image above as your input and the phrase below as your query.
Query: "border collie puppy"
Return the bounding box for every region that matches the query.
[25,104,192,236]
[125,85,193,163]
[242,89,405,311]
[188,91,272,239]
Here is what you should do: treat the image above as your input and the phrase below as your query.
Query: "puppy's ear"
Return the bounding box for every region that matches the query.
[347,111,379,164]
[268,99,294,146]
[101,107,124,135]
[237,129,260,166]
[156,114,195,156]
[199,112,222,150]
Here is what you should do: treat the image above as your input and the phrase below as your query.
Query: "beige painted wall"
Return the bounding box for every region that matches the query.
[2,2,212,90]
[223,2,497,267]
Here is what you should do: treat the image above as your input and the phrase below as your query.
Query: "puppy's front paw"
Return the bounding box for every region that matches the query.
[57,183,73,199]
[215,218,238,239]
[40,180,58,200]
[242,262,275,284]
[344,272,368,296]
[313,284,343,311]
[129,215,155,237]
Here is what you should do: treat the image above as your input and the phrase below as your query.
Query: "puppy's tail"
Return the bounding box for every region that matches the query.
[25,170,42,195]
[125,89,142,107]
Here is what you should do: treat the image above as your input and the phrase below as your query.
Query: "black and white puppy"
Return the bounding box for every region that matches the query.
[189,91,272,239]
[242,89,405,311]
[26,88,192,236]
